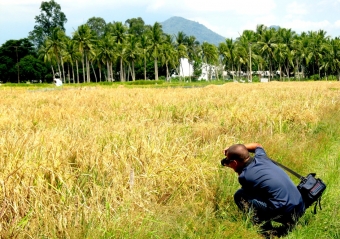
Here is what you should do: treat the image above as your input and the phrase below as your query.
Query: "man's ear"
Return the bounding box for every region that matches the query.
[229,160,237,168]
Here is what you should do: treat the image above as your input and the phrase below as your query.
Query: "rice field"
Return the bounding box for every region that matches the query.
[0,81,340,238]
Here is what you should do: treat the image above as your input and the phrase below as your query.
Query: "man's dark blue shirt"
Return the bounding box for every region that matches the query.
[238,147,304,213]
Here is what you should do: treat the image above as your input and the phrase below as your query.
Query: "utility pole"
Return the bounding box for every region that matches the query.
[249,43,252,82]
[14,46,20,83]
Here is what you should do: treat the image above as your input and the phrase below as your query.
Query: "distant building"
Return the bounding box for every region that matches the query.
[174,58,225,81]
[178,58,193,78]
[54,78,63,86]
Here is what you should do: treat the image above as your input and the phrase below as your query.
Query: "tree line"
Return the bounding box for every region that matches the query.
[1,0,340,84]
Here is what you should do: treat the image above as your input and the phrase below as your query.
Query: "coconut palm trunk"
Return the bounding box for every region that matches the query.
[81,57,85,83]
[72,63,75,83]
[61,58,65,83]
[67,64,70,84]
[51,65,55,78]
[76,60,79,84]
[131,61,135,81]
[120,57,124,82]
[57,62,62,81]
[154,58,158,80]
[91,61,97,82]
[99,65,102,82]
[86,55,90,83]
[144,56,147,80]
[106,61,110,81]
[166,62,169,81]
[110,62,114,82]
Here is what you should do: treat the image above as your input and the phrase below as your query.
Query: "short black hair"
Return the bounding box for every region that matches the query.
[226,144,249,162]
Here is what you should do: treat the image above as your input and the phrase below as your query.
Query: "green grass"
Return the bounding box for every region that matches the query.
[0,79,229,90]
[102,88,339,239]
[98,89,336,238]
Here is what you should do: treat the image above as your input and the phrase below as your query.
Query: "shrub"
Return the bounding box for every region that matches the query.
[310,74,320,80]
[125,80,164,85]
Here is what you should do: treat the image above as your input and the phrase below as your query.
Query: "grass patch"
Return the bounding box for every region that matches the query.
[0,82,339,238]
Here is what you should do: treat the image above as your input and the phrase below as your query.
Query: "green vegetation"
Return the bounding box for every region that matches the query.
[0,78,229,89]
[1,1,340,85]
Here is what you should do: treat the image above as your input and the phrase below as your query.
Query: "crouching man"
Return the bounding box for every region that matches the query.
[221,143,305,236]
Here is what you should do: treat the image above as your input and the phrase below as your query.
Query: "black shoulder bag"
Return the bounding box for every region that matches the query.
[270,158,327,214]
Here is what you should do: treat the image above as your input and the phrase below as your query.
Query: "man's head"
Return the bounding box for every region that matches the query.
[222,144,250,173]
[226,144,250,162]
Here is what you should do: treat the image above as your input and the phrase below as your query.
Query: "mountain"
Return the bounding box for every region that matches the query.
[269,25,280,30]
[160,16,226,46]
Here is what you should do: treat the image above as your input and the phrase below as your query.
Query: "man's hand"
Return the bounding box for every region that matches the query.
[223,147,229,156]
[223,143,262,155]
[243,143,263,152]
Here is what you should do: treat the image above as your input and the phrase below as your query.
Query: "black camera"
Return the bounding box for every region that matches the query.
[221,157,233,166]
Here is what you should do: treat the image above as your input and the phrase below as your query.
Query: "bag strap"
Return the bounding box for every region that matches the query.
[313,197,322,214]
[268,158,305,181]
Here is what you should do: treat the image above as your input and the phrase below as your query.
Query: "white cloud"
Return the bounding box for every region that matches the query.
[146,0,167,11]
[174,0,276,15]
[148,0,278,37]
[82,0,275,16]
[0,1,38,23]
[318,0,340,6]
[286,1,308,16]
[188,17,224,36]
[253,14,278,27]
[0,0,37,4]
[334,20,340,27]
[283,19,331,32]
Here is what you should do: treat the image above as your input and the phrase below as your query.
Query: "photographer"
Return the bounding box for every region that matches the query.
[221,143,305,236]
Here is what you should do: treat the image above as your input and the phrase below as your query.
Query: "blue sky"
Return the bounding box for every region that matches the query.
[1,0,340,46]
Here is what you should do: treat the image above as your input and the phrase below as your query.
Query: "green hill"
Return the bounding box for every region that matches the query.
[160,16,226,46]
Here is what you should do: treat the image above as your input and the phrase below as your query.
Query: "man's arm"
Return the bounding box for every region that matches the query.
[243,143,263,153]
[223,143,263,155]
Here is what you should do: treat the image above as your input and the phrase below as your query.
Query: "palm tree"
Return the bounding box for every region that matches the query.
[328,37,340,80]
[111,22,126,44]
[97,34,116,82]
[73,24,96,83]
[45,27,66,82]
[116,42,127,81]
[277,28,296,79]
[307,30,329,78]
[148,22,164,80]
[63,37,77,83]
[160,35,177,82]
[233,44,247,80]
[255,24,268,40]
[257,28,277,81]
[237,30,256,81]
[140,33,150,80]
[185,35,200,82]
[274,43,288,80]
[38,40,56,78]
[125,34,141,81]
[320,38,340,80]
[218,38,237,80]
[174,31,188,81]
[201,42,218,80]
[111,22,127,81]
[292,33,310,80]
[88,49,98,83]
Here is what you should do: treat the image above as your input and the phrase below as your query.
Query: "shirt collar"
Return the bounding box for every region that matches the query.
[236,157,254,175]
